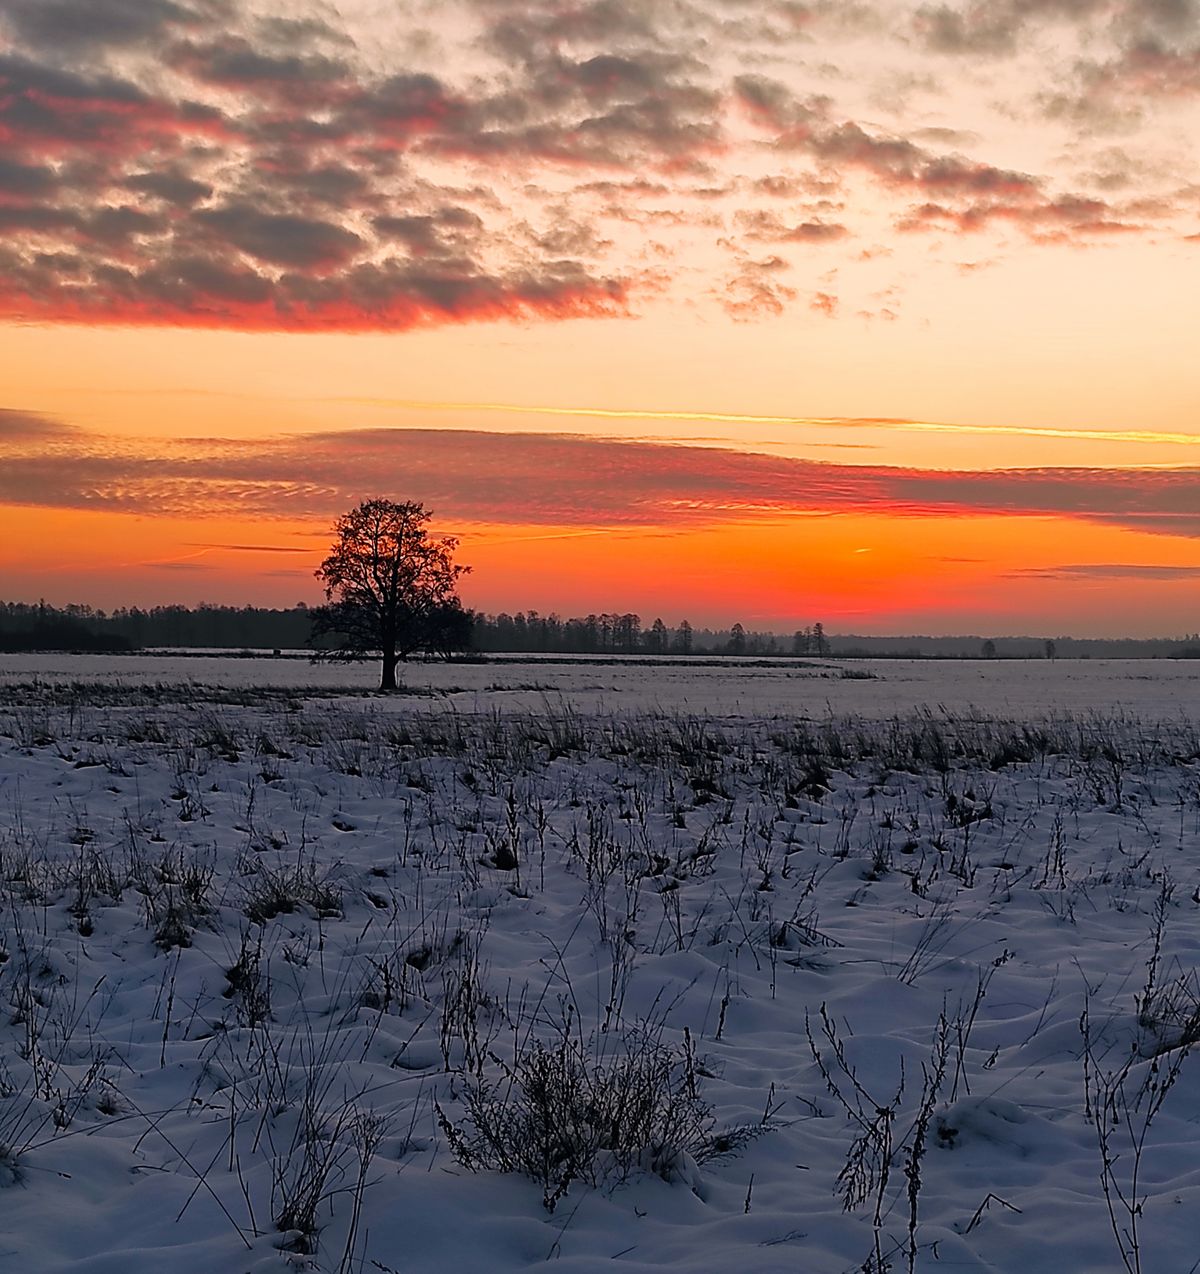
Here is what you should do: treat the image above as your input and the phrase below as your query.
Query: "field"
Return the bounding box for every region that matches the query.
[0,657,1198,1273]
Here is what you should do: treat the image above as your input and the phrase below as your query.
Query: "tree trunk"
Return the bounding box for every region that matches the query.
[380,650,399,691]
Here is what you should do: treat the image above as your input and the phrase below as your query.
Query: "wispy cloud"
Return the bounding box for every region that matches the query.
[184,542,317,553]
[1007,563,1200,580]
[2,421,1198,540]
[321,397,1200,450]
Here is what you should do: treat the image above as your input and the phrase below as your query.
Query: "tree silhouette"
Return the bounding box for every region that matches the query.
[311,499,470,690]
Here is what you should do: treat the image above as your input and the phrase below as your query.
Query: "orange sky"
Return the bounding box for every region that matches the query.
[1,0,1199,635]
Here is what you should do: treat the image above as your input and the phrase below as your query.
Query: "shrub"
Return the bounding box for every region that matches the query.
[438,1024,712,1210]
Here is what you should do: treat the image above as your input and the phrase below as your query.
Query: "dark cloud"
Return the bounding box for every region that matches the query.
[483,1,662,59]
[0,0,200,51]
[249,162,370,209]
[0,205,84,233]
[0,248,626,331]
[913,1,1116,56]
[194,206,363,270]
[275,72,466,150]
[124,170,214,206]
[422,72,723,169]
[170,35,351,97]
[0,156,58,196]
[0,53,232,157]
[372,208,486,256]
[1,425,1197,542]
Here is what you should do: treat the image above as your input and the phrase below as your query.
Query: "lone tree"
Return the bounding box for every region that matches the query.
[311,499,470,690]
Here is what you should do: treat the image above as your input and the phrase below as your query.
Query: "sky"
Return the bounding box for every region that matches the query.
[1,0,1198,636]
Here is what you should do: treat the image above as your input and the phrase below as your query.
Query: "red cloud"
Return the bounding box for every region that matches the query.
[0,57,235,159]
[0,270,628,332]
[2,426,1197,543]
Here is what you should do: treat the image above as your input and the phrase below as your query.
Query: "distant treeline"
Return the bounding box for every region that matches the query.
[0,600,1196,659]
[835,634,1200,659]
[0,601,314,652]
[0,609,133,653]
[0,602,830,657]
[468,612,832,656]
[458,614,1200,659]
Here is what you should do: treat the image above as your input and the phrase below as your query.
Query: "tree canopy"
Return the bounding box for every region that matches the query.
[311,499,470,689]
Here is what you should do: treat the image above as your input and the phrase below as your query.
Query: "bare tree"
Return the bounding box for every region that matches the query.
[311,499,470,690]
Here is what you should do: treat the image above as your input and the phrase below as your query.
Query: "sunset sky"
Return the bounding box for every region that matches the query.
[1,0,1198,635]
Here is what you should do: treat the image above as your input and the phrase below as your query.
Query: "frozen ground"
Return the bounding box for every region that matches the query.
[0,671,1198,1273]
[2,651,1199,718]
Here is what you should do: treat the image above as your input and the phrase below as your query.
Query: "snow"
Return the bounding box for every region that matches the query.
[2,650,1199,718]
[0,659,1197,1273]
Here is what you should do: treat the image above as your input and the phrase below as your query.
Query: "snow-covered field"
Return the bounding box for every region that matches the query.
[3,651,1199,717]
[1,663,1198,1273]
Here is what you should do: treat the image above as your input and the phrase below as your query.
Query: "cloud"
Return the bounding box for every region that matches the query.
[185,543,314,553]
[169,34,352,98]
[735,210,850,242]
[372,208,486,256]
[729,75,1147,242]
[193,206,363,271]
[720,253,797,318]
[124,169,214,206]
[1,423,1197,542]
[0,409,77,438]
[0,54,233,157]
[0,249,627,331]
[0,0,1194,332]
[0,0,201,51]
[914,1,1110,57]
[1007,562,1200,579]
[1064,39,1200,122]
[0,155,58,197]
[898,193,1146,237]
[736,77,1162,240]
[1009,1,1200,123]
[0,12,642,332]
